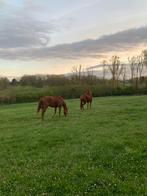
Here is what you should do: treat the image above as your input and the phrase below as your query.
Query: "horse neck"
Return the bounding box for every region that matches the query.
[86,90,91,95]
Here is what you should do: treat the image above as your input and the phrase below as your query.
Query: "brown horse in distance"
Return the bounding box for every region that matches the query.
[37,96,68,120]
[80,90,92,110]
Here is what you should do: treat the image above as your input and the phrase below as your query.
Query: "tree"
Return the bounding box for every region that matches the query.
[0,77,10,89]
[102,60,107,80]
[72,65,82,77]
[19,75,43,87]
[128,54,145,89]
[109,56,123,88]
[136,53,146,87]
[86,67,94,78]
[11,78,18,86]
[120,64,127,86]
[143,50,147,66]
[71,65,83,83]
[128,56,136,86]
[137,55,144,78]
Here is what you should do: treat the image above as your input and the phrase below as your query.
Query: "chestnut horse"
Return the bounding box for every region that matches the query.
[37,96,68,120]
[80,90,92,110]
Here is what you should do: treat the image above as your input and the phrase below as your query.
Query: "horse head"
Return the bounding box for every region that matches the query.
[63,103,68,117]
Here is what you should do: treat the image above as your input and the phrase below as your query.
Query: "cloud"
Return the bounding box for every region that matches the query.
[0,26,147,60]
[0,1,74,49]
[0,0,6,6]
[0,12,55,48]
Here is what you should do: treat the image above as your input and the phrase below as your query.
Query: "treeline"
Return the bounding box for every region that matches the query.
[0,74,100,89]
[0,75,108,104]
[0,50,147,104]
[1,83,147,105]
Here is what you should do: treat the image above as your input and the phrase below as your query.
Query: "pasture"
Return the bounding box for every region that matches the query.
[0,96,147,195]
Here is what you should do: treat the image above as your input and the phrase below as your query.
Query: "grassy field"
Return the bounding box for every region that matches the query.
[0,96,147,195]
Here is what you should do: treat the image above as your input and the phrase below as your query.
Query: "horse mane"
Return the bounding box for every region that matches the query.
[85,89,92,96]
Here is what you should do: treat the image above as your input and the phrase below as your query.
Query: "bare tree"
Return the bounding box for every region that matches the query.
[132,52,147,88]
[137,54,144,78]
[142,50,147,79]
[143,50,147,66]
[72,65,82,77]
[135,59,139,90]
[86,67,94,78]
[102,60,107,80]
[120,64,127,86]
[128,55,144,89]
[109,56,123,88]
[71,65,83,83]
[128,56,136,86]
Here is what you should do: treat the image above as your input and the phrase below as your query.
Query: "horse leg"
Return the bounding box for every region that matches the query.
[87,102,89,109]
[59,106,62,117]
[80,100,83,111]
[83,103,86,111]
[90,101,92,109]
[52,107,57,118]
[41,107,47,121]
[82,105,84,111]
[81,104,84,111]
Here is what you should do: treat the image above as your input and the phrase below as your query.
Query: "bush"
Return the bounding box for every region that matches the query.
[0,83,147,105]
[0,77,10,90]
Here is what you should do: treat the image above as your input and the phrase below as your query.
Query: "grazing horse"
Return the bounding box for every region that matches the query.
[37,96,68,120]
[80,90,92,110]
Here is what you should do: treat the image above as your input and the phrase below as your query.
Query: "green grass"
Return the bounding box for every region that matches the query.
[0,96,147,195]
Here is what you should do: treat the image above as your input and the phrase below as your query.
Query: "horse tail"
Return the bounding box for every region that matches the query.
[37,99,43,113]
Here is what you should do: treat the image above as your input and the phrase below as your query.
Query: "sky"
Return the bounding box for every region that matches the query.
[0,0,147,77]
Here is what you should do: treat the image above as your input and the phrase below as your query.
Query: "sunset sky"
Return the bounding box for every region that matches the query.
[0,0,147,77]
